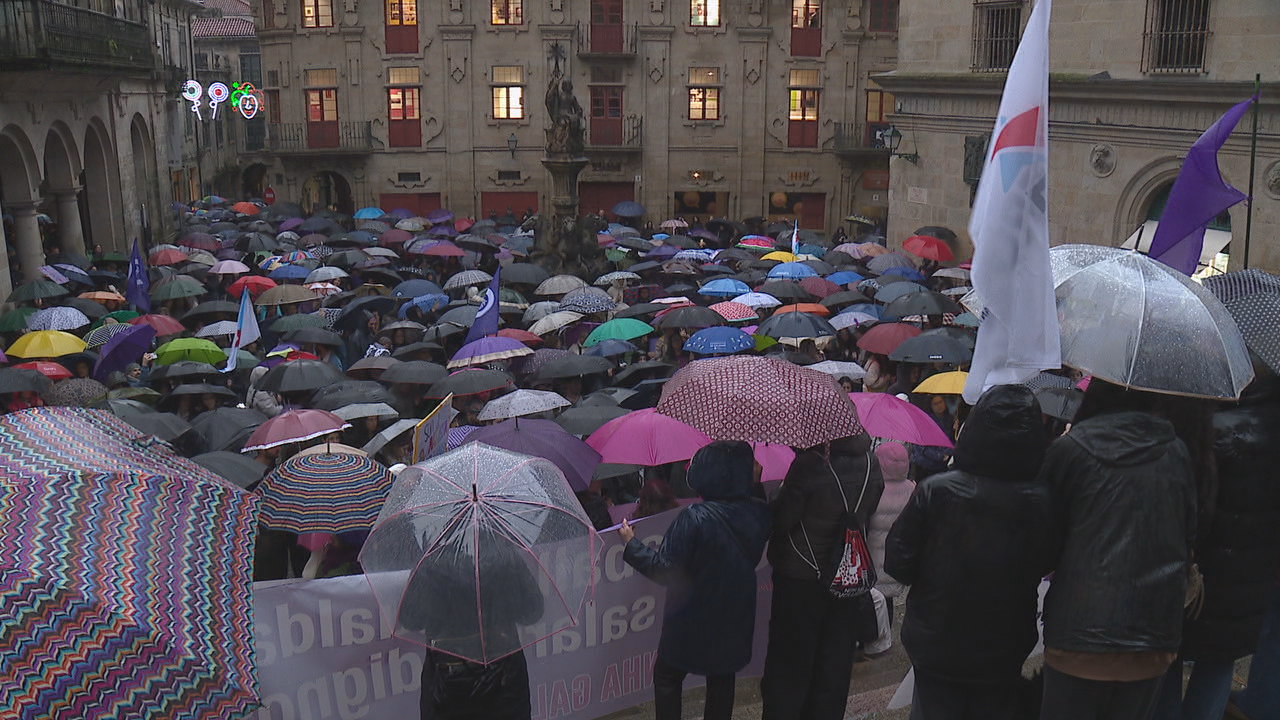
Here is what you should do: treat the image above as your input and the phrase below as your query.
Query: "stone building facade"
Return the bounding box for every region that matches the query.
[0,0,202,298]
[193,0,268,198]
[248,0,900,231]
[876,0,1280,271]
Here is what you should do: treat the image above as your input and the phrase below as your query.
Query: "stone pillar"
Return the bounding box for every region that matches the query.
[9,202,46,282]
[52,187,88,258]
[0,217,14,302]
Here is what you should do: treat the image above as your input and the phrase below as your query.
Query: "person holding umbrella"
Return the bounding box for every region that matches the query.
[619,441,771,720]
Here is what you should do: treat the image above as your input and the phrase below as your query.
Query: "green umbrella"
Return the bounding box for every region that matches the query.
[583,318,655,347]
[89,310,141,331]
[269,313,328,332]
[0,307,37,333]
[154,337,228,366]
[8,280,69,303]
[105,386,163,405]
[97,251,128,264]
[151,275,207,301]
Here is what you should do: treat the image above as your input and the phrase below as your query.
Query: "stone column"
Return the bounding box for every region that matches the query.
[9,202,46,282]
[52,187,88,257]
[0,217,14,302]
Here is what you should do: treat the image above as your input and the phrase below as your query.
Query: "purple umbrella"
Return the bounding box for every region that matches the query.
[93,324,157,382]
[426,208,455,224]
[389,208,415,219]
[447,336,533,369]
[427,224,458,238]
[279,217,305,232]
[646,245,681,260]
[465,418,600,491]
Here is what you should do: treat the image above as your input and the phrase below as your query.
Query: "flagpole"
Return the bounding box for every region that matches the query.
[1244,73,1260,269]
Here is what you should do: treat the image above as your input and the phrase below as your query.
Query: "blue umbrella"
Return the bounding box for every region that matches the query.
[840,303,884,319]
[269,264,311,281]
[881,266,928,282]
[53,264,93,286]
[393,279,445,298]
[699,278,751,297]
[797,243,827,257]
[584,339,639,357]
[612,200,646,218]
[768,262,819,280]
[683,326,755,355]
[354,207,386,219]
[93,323,157,383]
[399,293,451,318]
[826,271,865,285]
[645,245,680,260]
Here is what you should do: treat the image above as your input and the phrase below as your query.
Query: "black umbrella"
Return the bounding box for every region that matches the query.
[149,361,222,383]
[0,367,53,395]
[379,360,448,385]
[825,251,856,266]
[611,360,675,388]
[617,378,669,410]
[181,301,241,327]
[756,281,813,301]
[655,306,726,330]
[914,226,959,243]
[614,303,666,320]
[283,326,345,347]
[888,334,973,364]
[555,405,631,436]
[535,354,614,380]
[501,263,551,286]
[334,296,399,330]
[617,237,654,253]
[256,359,347,393]
[392,341,444,360]
[821,290,871,309]
[61,297,108,320]
[126,411,193,442]
[191,451,268,489]
[426,368,514,398]
[271,201,306,219]
[1035,387,1084,423]
[190,406,268,452]
[883,292,963,320]
[612,200,645,218]
[437,305,481,328]
[310,380,397,411]
[920,327,976,351]
[801,260,836,276]
[757,312,837,341]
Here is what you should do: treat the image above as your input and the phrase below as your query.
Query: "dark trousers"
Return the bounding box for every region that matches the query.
[909,674,1024,720]
[653,656,735,720]
[1039,665,1163,720]
[420,650,531,720]
[761,573,871,720]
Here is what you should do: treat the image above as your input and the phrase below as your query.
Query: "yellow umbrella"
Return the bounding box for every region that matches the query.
[8,330,89,359]
[762,251,799,263]
[913,370,969,395]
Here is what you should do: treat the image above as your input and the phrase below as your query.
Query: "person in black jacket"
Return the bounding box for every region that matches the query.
[1154,356,1280,720]
[761,432,884,720]
[1038,379,1197,720]
[620,440,771,720]
[885,384,1054,720]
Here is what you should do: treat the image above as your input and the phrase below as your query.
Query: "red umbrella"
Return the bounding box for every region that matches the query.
[229,275,277,299]
[455,218,475,232]
[424,241,466,257]
[856,322,923,355]
[242,409,351,452]
[232,201,261,215]
[774,303,831,317]
[903,235,955,262]
[497,328,544,347]
[15,361,73,380]
[587,408,712,466]
[655,355,863,448]
[848,392,954,447]
[799,276,842,299]
[129,314,186,336]
[708,301,758,322]
[149,249,188,266]
[379,228,413,246]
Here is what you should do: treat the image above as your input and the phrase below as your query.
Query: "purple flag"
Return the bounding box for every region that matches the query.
[126,238,151,312]
[462,267,501,345]
[1149,98,1254,275]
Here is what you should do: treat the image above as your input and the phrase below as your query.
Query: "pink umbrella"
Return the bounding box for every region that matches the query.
[587,408,712,466]
[209,260,251,275]
[242,409,351,452]
[752,442,796,481]
[847,392,954,447]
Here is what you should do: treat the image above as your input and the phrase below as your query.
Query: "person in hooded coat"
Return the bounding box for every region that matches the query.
[868,441,914,600]
[1038,379,1197,720]
[884,384,1054,720]
[761,432,884,720]
[620,440,771,720]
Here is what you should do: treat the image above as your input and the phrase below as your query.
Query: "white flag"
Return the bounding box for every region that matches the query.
[224,288,261,372]
[963,0,1060,404]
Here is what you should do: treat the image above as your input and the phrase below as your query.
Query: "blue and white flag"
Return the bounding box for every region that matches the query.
[225,288,261,372]
[462,268,501,345]
[790,220,800,256]
[126,238,151,313]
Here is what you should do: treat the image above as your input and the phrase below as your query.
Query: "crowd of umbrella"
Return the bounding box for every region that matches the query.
[0,194,1269,719]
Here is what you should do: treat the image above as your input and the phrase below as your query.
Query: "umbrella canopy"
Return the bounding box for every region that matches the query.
[150,275,206,301]
[256,359,346,393]
[683,326,754,355]
[260,452,394,534]
[27,307,89,331]
[447,336,534,368]
[914,370,970,394]
[808,360,868,381]
[1050,244,1252,399]
[502,263,552,286]
[442,270,493,290]
[555,403,631,436]
[856,322,923,355]
[558,292,616,315]
[478,389,571,421]
[535,274,589,296]
[256,284,315,306]
[359,443,598,665]
[191,450,268,489]
[883,291,962,320]
[9,330,87,359]
[311,380,398,411]
[130,313,186,336]
[190,406,269,453]
[0,367,53,395]
[699,278,751,297]
[8,279,69,303]
[0,407,257,719]
[586,407,711,466]
[1035,387,1085,422]
[732,292,782,309]
[655,305,726,330]
[528,310,584,336]
[867,252,917,274]
[154,338,227,366]
[848,392,954,447]
[16,360,73,380]
[333,402,400,422]
[656,355,863,448]
[889,334,974,364]
[380,360,448,386]
[757,312,837,345]
[903,234,955,262]
[768,262,819,280]
[242,408,351,452]
[1202,269,1280,374]
[427,368,515,398]
[465,419,600,491]
[583,318,654,347]
[534,354,614,380]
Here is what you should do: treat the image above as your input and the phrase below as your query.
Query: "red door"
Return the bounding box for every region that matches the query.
[306,88,339,148]
[797,193,826,230]
[590,0,623,53]
[380,193,441,217]
[481,191,539,221]
[579,182,635,219]
[589,87,623,146]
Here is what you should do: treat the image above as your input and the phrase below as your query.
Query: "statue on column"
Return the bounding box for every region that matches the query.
[544,63,585,156]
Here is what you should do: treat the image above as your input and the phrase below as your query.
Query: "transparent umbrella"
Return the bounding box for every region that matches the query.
[359,443,599,664]
[1049,244,1252,399]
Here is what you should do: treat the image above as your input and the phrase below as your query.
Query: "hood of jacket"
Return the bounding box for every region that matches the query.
[953,384,1046,481]
[875,442,910,483]
[829,432,872,458]
[688,441,757,500]
[1067,410,1178,466]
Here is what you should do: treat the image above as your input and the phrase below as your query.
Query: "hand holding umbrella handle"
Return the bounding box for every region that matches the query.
[619,518,635,543]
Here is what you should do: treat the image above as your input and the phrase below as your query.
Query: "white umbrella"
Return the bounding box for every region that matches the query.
[809,360,868,381]
[334,402,400,422]
[594,271,641,286]
[732,292,783,309]
[195,320,238,338]
[478,389,571,421]
[306,266,349,283]
[529,311,584,336]
[535,274,588,296]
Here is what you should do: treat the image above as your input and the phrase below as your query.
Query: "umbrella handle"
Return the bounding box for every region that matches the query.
[472,483,479,501]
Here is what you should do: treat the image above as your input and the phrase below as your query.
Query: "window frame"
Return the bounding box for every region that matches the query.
[866,0,898,32]
[1142,0,1211,73]
[687,66,722,121]
[491,65,526,120]
[387,87,421,122]
[301,0,333,28]
[970,0,1023,72]
[306,88,339,122]
[690,0,720,27]
[490,0,523,25]
[384,0,417,26]
[791,0,820,29]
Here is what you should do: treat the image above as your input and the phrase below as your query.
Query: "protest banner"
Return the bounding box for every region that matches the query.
[253,505,772,720]
[411,393,454,464]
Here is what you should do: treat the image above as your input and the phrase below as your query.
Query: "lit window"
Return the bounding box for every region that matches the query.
[385,0,417,25]
[388,88,420,121]
[789,89,819,121]
[306,89,338,121]
[792,0,820,28]
[492,65,525,119]
[690,0,719,26]
[688,67,721,121]
[388,66,420,85]
[301,0,333,27]
[305,68,338,86]
[491,0,523,25]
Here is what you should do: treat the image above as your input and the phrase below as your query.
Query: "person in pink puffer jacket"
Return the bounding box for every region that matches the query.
[869,441,914,599]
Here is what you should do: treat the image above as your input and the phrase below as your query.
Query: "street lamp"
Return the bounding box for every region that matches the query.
[882,125,919,164]
[507,133,518,158]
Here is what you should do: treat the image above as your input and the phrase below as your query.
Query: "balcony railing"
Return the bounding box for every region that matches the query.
[576,21,637,57]
[265,121,374,154]
[587,114,642,151]
[833,121,891,158]
[0,0,152,73]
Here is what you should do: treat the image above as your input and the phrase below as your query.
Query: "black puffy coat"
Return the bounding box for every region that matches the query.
[885,385,1055,685]
[1181,385,1280,662]
[623,447,771,676]
[1040,410,1197,655]
[769,433,883,581]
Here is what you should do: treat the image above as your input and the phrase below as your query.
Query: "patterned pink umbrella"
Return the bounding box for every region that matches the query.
[587,408,711,466]
[242,409,351,452]
[709,301,758,322]
[847,392,954,447]
[656,355,863,448]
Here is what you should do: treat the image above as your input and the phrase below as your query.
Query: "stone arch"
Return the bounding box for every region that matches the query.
[242,163,269,200]
[0,124,42,204]
[1111,155,1183,245]
[301,170,355,216]
[129,113,159,241]
[84,117,124,252]
[43,121,83,190]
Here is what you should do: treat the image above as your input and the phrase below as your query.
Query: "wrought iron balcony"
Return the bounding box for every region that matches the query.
[264,121,374,155]
[0,0,153,73]
[587,114,642,153]
[576,20,637,57]
[833,121,891,159]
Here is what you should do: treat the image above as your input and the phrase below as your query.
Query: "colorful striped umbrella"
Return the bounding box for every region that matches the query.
[259,452,394,534]
[0,407,258,720]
